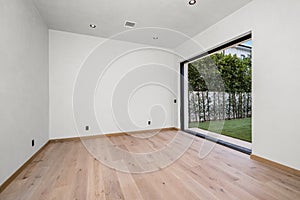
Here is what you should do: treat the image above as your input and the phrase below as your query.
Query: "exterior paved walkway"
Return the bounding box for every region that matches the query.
[189,128,252,149]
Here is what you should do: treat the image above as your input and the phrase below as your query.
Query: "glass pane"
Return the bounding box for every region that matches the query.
[187,40,252,148]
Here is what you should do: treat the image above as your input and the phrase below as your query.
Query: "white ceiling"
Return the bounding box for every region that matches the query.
[33,0,252,48]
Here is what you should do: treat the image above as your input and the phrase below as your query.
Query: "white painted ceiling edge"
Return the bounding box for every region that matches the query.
[32,0,252,49]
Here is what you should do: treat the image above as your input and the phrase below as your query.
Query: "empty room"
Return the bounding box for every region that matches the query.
[1,0,300,199]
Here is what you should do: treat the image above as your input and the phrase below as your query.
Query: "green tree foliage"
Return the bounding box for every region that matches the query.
[188,52,252,122]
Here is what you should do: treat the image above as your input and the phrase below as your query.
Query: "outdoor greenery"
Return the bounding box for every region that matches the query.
[188,51,252,142]
[189,118,252,142]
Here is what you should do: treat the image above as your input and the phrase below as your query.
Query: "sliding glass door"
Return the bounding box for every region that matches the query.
[180,34,252,152]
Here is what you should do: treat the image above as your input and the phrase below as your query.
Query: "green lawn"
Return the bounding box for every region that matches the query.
[189,118,252,142]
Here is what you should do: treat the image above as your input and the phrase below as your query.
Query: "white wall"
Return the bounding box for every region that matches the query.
[175,0,300,170]
[0,0,49,185]
[49,30,178,139]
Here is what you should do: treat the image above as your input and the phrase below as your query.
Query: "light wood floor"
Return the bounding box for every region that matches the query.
[1,130,300,200]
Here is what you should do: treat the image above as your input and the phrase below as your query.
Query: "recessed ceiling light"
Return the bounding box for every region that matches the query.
[188,0,196,5]
[153,37,159,40]
[89,24,97,28]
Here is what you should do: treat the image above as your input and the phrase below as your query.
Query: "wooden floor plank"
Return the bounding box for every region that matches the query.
[1,130,299,200]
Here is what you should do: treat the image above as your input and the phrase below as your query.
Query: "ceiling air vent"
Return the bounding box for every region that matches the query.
[124,21,136,28]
